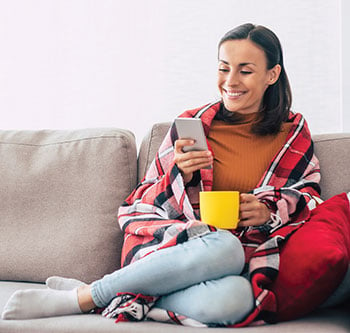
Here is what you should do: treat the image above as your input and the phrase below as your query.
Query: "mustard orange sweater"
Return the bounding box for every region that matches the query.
[207,113,293,193]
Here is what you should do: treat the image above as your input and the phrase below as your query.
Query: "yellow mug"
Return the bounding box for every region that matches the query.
[199,191,240,229]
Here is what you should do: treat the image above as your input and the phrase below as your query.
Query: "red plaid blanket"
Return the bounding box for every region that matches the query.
[115,101,321,327]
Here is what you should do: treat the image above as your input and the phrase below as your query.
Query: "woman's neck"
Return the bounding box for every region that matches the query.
[215,103,260,124]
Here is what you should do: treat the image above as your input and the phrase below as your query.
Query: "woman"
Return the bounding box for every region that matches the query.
[2,23,321,327]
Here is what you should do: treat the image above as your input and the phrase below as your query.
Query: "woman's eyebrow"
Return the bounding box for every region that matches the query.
[239,62,257,67]
[218,59,257,67]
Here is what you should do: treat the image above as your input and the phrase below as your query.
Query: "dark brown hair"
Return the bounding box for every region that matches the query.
[219,23,292,135]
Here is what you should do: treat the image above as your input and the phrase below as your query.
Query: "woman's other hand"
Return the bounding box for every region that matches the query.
[238,193,271,227]
[174,139,213,184]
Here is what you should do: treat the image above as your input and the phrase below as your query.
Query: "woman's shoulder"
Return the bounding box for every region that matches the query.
[287,111,308,124]
[286,111,312,137]
[177,100,221,119]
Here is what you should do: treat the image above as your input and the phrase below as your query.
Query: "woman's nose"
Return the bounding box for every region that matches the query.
[226,71,239,86]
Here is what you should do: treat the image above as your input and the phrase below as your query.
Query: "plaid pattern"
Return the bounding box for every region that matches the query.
[146,307,208,327]
[115,101,321,327]
[101,293,157,322]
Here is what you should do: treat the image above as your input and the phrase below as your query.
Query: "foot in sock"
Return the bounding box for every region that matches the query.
[1,288,82,320]
[46,276,86,290]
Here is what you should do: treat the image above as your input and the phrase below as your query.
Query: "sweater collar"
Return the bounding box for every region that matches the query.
[214,103,260,124]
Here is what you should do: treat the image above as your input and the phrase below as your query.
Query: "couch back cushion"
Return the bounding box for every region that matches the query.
[0,128,137,283]
[138,122,171,182]
[313,133,350,199]
[138,123,350,200]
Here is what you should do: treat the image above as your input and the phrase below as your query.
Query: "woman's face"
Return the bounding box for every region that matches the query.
[217,39,281,114]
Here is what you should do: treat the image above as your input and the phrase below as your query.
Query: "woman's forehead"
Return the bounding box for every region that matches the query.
[218,39,267,65]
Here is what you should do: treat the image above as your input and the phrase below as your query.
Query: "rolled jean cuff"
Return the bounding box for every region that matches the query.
[90,280,106,308]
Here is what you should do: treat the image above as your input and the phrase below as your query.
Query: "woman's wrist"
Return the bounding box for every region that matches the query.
[182,172,193,184]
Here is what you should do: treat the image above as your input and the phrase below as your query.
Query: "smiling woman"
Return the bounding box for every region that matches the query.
[218,40,281,115]
[216,24,291,135]
[1,23,326,328]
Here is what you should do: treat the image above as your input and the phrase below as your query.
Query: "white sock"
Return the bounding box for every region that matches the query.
[46,276,86,290]
[1,288,82,320]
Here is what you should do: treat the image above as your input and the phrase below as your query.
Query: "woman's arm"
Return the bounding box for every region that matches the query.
[118,122,211,266]
[252,113,321,227]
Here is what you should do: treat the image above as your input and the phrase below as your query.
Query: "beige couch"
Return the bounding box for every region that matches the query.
[0,124,349,333]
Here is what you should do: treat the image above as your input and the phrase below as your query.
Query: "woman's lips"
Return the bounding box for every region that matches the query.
[224,89,246,99]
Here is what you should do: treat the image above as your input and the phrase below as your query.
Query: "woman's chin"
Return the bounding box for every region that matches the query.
[222,102,238,113]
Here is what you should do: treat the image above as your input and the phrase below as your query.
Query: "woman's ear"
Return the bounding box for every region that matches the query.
[268,64,281,85]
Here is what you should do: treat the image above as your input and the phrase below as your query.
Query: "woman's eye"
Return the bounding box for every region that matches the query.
[241,71,252,75]
[218,68,229,73]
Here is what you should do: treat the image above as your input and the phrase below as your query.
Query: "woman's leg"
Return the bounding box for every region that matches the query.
[2,230,244,319]
[155,275,254,326]
[91,229,244,307]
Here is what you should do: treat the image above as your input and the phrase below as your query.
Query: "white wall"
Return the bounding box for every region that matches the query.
[0,0,343,147]
[342,0,350,132]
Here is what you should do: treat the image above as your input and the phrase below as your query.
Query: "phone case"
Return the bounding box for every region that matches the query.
[174,118,208,152]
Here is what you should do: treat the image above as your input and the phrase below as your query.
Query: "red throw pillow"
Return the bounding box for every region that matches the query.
[268,193,350,322]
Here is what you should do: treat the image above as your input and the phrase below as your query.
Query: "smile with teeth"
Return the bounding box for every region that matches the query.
[224,90,245,98]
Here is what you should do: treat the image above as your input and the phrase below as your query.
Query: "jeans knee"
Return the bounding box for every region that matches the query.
[194,276,254,325]
[204,231,245,274]
[223,276,254,322]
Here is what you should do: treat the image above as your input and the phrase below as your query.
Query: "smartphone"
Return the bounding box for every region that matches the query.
[174,118,212,169]
[174,118,208,152]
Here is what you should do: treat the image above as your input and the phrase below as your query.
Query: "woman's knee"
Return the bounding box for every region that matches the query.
[202,231,245,274]
[151,230,245,279]
[194,276,254,325]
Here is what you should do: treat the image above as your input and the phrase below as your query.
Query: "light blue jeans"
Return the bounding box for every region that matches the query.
[91,230,254,325]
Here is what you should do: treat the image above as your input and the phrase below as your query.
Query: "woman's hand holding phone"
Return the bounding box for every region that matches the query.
[174,139,213,184]
[174,118,213,184]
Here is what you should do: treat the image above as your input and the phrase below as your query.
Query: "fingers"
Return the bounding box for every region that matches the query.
[238,193,270,227]
[174,139,213,174]
[174,139,194,153]
[240,194,258,212]
[175,152,212,169]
